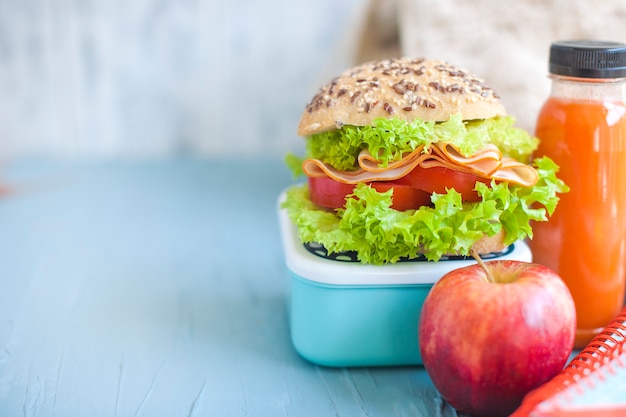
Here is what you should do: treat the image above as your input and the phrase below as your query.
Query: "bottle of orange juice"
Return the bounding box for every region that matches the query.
[530,40,626,348]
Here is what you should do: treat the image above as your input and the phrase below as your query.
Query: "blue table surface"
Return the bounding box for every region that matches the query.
[0,157,459,417]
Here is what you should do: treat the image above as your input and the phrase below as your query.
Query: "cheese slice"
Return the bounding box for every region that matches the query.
[302,142,538,187]
[302,154,425,183]
[433,142,502,176]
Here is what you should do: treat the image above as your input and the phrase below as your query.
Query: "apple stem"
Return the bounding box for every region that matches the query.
[470,249,494,283]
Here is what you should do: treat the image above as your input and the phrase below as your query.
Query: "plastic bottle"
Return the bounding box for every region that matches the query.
[529,40,626,349]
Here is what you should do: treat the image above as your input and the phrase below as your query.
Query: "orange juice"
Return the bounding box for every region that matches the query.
[530,95,626,348]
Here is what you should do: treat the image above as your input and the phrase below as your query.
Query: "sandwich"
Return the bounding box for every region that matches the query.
[282,57,567,265]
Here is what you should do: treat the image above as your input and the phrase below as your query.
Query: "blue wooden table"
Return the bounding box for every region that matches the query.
[0,158,455,416]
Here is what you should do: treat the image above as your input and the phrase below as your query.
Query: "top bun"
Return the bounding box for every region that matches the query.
[298,57,506,136]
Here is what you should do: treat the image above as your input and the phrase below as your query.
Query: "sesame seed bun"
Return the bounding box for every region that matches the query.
[298,57,506,137]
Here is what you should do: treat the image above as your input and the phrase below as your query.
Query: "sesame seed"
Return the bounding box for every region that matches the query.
[392,83,406,95]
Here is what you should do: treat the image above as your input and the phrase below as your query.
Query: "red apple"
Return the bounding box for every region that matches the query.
[419,260,576,417]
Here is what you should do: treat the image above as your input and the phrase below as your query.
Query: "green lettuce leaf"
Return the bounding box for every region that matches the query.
[299,115,539,174]
[284,153,304,178]
[282,156,567,265]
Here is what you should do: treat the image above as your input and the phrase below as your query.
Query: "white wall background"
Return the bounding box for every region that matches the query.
[399,0,626,135]
[0,0,370,159]
[3,0,625,159]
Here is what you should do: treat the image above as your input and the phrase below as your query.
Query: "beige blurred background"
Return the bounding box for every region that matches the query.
[0,0,625,159]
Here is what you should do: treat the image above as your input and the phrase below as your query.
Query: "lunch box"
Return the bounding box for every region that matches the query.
[278,191,533,367]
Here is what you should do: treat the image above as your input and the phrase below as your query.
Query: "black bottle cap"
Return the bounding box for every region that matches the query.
[549,40,626,79]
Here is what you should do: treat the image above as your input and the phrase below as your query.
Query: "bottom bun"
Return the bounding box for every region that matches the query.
[469,229,506,256]
[302,229,509,263]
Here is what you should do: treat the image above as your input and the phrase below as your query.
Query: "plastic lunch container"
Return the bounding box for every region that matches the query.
[278,191,533,367]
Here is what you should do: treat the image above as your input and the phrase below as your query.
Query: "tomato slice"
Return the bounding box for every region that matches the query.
[370,182,432,211]
[307,166,490,211]
[398,165,489,202]
[308,176,355,209]
[308,176,431,211]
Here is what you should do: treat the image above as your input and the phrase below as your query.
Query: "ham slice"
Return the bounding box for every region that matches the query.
[302,142,538,187]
